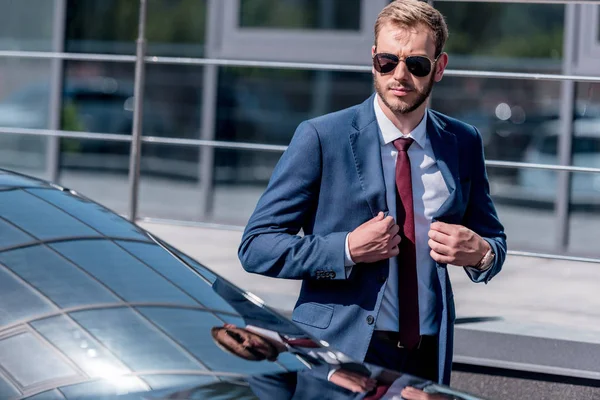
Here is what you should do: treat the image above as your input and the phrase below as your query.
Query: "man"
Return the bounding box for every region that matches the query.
[238,0,506,385]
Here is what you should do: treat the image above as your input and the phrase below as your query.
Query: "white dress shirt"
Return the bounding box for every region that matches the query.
[344,95,450,334]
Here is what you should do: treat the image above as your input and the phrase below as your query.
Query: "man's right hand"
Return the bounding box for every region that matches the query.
[348,212,401,264]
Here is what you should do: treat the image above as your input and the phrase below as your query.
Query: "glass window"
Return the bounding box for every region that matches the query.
[0,332,78,387]
[0,266,55,326]
[117,241,237,313]
[216,68,371,146]
[436,2,565,72]
[0,218,34,250]
[57,62,201,196]
[239,0,361,31]
[50,240,196,305]
[0,58,53,179]
[0,0,57,51]
[137,307,287,374]
[27,188,150,241]
[69,308,204,371]
[494,166,557,253]
[65,0,207,57]
[0,246,119,308]
[0,190,99,240]
[0,376,19,399]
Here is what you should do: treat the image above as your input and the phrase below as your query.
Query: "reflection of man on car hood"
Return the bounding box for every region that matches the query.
[211,322,352,365]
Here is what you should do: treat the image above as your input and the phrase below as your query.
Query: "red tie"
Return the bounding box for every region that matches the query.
[393,137,420,349]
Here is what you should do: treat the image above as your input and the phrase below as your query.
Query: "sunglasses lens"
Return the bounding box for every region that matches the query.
[405,56,432,77]
[374,54,399,74]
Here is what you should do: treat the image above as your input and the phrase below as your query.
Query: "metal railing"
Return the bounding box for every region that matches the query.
[0,0,599,264]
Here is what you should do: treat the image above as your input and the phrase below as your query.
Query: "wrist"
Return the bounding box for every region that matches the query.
[474,241,494,271]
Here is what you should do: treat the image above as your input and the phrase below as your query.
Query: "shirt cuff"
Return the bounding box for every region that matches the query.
[327,367,340,381]
[344,233,356,278]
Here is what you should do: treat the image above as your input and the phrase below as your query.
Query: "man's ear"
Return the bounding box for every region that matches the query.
[434,52,448,83]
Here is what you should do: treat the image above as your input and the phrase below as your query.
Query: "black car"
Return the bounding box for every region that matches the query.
[0,169,486,399]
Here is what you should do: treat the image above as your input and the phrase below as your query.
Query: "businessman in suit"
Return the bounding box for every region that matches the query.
[238,0,506,385]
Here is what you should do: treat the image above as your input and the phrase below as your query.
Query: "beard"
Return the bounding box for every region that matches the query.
[374,73,435,115]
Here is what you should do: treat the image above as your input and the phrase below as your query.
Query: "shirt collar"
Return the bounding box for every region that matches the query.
[373,94,428,149]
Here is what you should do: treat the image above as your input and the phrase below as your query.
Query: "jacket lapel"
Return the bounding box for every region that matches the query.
[349,95,387,217]
[427,110,460,221]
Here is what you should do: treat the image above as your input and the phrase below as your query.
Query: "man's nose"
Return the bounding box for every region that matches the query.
[392,59,410,81]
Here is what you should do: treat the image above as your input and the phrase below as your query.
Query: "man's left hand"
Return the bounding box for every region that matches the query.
[428,222,490,267]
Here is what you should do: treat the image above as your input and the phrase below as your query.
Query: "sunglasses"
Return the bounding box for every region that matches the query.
[225,329,266,360]
[373,53,439,77]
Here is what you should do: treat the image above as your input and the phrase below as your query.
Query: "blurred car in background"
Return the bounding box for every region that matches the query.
[491,101,600,164]
[0,77,170,173]
[517,118,600,208]
[0,168,487,400]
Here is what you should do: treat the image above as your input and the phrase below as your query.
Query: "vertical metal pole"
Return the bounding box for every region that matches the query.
[46,0,66,182]
[555,3,578,250]
[311,0,334,117]
[128,0,148,221]
[198,0,220,220]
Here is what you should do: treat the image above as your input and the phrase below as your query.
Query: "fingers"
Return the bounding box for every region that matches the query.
[428,227,453,246]
[430,221,455,235]
[388,223,400,236]
[430,249,453,264]
[428,238,451,256]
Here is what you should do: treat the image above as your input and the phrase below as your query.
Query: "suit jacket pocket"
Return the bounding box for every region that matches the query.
[292,302,333,329]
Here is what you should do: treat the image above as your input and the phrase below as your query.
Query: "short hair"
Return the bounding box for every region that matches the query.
[374,0,449,57]
[210,326,257,361]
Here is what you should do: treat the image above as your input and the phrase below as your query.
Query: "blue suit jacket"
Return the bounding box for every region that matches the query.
[238,94,507,385]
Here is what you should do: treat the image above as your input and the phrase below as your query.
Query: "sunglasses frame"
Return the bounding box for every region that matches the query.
[372,51,441,77]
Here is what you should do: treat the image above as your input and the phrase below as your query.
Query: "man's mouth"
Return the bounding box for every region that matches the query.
[389,87,413,96]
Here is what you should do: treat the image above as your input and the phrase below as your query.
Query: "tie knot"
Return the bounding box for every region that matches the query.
[393,137,414,152]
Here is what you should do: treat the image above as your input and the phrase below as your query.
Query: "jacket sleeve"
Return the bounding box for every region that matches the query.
[462,127,507,284]
[238,121,348,281]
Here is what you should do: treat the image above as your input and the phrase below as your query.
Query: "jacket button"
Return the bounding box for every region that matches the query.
[366,315,375,325]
